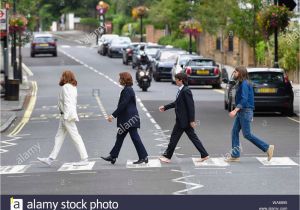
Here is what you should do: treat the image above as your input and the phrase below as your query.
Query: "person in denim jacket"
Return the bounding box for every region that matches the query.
[226,66,274,162]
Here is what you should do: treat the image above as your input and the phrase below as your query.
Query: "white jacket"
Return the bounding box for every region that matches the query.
[58,83,79,122]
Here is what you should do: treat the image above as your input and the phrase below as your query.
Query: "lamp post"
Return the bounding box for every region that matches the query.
[180,19,202,54]
[96,1,109,44]
[132,6,148,42]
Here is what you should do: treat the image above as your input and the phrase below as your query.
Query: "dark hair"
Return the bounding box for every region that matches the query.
[59,70,77,86]
[119,72,133,86]
[235,66,249,82]
[175,73,188,85]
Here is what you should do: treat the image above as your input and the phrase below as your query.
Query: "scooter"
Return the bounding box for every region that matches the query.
[136,64,151,92]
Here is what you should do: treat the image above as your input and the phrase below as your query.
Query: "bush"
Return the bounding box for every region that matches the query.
[158,34,196,52]
[80,18,99,27]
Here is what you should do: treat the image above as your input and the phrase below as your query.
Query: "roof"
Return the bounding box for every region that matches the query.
[247,68,284,73]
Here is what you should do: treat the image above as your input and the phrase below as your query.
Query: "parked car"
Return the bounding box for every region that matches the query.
[97,34,119,55]
[223,68,294,116]
[180,58,221,88]
[107,36,131,58]
[122,42,143,65]
[152,49,187,81]
[30,34,57,57]
[171,54,202,84]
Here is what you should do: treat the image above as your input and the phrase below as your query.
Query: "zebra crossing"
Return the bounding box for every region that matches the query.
[0,157,298,175]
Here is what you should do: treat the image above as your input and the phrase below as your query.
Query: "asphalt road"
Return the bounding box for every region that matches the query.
[1,34,299,195]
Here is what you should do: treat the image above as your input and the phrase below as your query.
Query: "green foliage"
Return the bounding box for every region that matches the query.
[80,18,99,27]
[112,14,129,35]
[255,41,266,65]
[148,0,190,33]
[158,34,196,52]
[278,25,300,71]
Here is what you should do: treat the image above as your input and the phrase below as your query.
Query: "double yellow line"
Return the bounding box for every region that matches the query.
[9,81,38,136]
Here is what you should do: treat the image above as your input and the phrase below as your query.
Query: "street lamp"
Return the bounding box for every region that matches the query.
[132,6,148,42]
[179,19,202,54]
[96,1,109,44]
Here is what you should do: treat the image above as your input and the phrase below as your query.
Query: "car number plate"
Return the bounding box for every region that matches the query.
[197,70,209,75]
[256,88,277,93]
[39,44,48,47]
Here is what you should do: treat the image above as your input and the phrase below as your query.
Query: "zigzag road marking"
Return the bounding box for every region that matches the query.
[172,174,204,195]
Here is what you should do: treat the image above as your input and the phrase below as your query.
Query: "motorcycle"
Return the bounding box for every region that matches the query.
[136,63,151,92]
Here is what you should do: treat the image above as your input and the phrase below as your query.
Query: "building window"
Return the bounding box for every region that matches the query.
[228,35,234,52]
[216,37,221,50]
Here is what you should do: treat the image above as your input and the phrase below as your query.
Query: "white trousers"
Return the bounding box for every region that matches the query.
[49,118,88,160]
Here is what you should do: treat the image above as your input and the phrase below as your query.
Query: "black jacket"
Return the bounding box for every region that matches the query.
[164,86,195,128]
[112,86,140,129]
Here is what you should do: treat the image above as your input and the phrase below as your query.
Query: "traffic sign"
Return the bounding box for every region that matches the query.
[0,9,7,31]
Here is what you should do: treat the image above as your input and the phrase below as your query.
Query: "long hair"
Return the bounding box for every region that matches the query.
[59,70,78,86]
[235,66,249,82]
[119,72,133,86]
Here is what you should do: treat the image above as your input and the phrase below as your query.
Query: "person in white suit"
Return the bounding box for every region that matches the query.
[37,70,89,166]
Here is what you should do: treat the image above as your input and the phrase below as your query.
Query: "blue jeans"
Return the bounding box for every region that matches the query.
[231,109,269,158]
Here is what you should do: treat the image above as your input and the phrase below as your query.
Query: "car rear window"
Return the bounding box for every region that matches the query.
[249,72,284,84]
[34,37,54,42]
[188,59,214,66]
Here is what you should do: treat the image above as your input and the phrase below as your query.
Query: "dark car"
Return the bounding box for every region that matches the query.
[152,49,187,81]
[223,68,294,116]
[97,34,119,55]
[122,42,143,65]
[30,34,57,57]
[181,58,221,88]
[107,36,131,58]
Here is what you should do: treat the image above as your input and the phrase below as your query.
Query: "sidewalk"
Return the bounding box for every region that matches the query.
[0,71,31,133]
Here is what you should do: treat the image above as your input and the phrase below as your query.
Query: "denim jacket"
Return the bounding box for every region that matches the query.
[235,80,255,110]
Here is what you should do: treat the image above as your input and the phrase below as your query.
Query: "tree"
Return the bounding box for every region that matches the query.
[148,0,190,34]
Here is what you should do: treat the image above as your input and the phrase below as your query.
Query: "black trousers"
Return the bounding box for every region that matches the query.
[110,127,148,159]
[163,121,209,159]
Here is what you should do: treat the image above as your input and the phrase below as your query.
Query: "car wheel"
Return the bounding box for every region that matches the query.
[213,84,221,89]
[53,52,57,57]
[224,100,228,110]
[142,87,148,92]
[31,53,35,57]
[282,105,294,117]
[154,74,160,82]
[228,100,233,112]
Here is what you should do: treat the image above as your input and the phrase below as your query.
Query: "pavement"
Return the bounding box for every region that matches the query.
[0,67,32,133]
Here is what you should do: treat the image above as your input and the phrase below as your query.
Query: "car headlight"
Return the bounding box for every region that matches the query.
[139,71,145,77]
[145,71,149,76]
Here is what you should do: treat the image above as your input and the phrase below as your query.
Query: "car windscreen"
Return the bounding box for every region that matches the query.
[34,37,54,42]
[188,59,214,66]
[160,52,179,62]
[111,39,130,45]
[145,48,159,56]
[249,72,284,84]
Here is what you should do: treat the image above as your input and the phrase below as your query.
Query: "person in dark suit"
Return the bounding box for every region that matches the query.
[101,72,148,164]
[159,73,209,163]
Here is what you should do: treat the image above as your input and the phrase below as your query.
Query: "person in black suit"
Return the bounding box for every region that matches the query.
[159,73,209,163]
[101,72,148,164]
